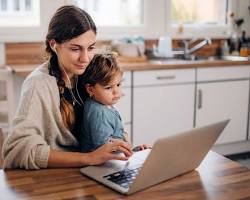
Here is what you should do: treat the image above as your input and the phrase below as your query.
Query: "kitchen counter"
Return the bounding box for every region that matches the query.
[9,58,250,77]
[1,151,250,200]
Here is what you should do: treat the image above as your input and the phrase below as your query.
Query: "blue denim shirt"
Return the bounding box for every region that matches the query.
[80,98,125,152]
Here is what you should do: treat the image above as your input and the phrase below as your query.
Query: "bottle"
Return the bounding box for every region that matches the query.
[222,40,230,56]
[239,31,248,57]
[238,31,247,51]
[240,44,249,57]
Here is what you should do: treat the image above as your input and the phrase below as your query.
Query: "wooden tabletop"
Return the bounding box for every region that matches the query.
[0,151,250,200]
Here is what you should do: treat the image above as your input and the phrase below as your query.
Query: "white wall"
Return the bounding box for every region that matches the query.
[236,0,250,36]
[230,0,250,37]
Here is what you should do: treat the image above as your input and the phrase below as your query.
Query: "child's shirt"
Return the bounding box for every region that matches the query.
[80,98,125,152]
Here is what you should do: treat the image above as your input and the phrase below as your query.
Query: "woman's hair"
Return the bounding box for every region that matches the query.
[45,5,96,131]
[82,53,123,87]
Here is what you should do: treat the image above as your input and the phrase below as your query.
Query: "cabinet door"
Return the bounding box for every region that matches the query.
[115,72,132,136]
[196,80,249,144]
[115,87,131,129]
[133,84,195,146]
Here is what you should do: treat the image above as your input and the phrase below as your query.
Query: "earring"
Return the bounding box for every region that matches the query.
[53,47,57,54]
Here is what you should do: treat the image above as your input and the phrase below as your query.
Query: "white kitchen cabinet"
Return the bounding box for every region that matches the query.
[0,67,14,133]
[133,68,195,146]
[115,72,132,137]
[195,66,250,145]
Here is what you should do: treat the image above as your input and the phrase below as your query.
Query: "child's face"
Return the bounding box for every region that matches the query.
[88,73,123,106]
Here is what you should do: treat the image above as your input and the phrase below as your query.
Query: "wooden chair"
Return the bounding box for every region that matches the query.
[0,67,14,127]
[0,128,4,168]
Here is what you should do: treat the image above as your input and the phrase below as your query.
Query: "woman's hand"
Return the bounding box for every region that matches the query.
[85,139,133,166]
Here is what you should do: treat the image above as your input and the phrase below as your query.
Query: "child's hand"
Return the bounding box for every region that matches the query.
[132,144,152,152]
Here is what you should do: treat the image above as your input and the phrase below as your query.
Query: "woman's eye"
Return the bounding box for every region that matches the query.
[71,48,80,51]
[88,45,96,51]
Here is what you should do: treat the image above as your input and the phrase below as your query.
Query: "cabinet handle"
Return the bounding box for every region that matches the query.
[198,89,202,109]
[156,75,176,80]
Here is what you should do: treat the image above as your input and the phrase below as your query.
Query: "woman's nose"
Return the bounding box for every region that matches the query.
[79,50,90,63]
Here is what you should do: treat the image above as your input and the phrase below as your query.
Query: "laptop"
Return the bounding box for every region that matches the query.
[80,119,229,195]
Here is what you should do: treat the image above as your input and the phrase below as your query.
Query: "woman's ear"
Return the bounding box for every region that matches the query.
[85,84,94,97]
[49,39,58,54]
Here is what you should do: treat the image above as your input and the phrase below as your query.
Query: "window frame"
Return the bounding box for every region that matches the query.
[0,0,234,42]
[0,0,64,42]
[66,0,167,40]
[69,0,232,39]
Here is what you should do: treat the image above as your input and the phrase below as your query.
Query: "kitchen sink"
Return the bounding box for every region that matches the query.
[149,56,249,64]
[193,56,249,61]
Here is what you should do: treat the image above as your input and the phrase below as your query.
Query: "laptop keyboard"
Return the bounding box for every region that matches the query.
[103,167,141,188]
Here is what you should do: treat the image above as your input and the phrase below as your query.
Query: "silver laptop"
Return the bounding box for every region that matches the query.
[80,119,229,195]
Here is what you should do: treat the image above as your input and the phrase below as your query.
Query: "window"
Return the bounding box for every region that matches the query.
[169,0,229,38]
[171,0,228,25]
[72,0,143,27]
[0,0,40,27]
[70,0,166,39]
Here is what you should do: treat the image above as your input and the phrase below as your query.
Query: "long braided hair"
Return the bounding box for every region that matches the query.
[45,5,96,130]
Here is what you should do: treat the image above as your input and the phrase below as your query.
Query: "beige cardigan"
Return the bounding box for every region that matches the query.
[2,62,79,169]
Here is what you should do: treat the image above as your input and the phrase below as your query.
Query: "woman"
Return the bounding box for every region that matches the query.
[2,5,132,169]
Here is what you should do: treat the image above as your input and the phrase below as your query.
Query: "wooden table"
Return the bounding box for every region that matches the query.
[0,151,250,200]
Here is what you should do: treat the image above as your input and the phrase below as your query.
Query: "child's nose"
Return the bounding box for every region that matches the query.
[113,87,121,95]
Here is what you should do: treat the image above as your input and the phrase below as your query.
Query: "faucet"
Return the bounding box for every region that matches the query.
[173,38,212,60]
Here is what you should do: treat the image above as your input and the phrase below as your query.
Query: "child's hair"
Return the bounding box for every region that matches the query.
[82,53,123,86]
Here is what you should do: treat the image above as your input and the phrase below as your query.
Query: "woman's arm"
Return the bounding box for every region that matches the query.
[48,139,133,167]
[47,150,87,167]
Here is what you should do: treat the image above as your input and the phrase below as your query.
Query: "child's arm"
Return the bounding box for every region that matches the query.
[122,131,151,152]
[123,131,131,143]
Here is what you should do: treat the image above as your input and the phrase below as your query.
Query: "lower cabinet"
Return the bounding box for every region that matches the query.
[132,69,195,146]
[115,72,132,139]
[116,87,132,136]
[195,66,250,145]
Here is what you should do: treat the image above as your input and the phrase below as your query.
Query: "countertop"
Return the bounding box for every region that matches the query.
[1,151,250,200]
[8,59,250,77]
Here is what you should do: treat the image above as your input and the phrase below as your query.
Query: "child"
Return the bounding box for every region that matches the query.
[80,53,129,152]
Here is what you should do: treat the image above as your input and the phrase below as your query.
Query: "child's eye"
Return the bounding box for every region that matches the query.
[105,86,112,90]
[117,83,121,87]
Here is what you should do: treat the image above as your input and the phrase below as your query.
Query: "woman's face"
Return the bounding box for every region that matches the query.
[54,30,96,79]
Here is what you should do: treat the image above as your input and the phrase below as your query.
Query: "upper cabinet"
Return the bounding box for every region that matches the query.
[195,66,250,145]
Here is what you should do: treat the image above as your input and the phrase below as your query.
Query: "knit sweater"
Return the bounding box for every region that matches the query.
[2,62,79,169]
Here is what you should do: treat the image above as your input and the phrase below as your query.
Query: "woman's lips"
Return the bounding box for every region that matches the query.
[75,64,86,69]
